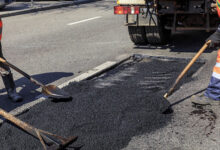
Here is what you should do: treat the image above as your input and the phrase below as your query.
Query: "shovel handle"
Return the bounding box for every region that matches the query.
[0,108,35,134]
[0,57,30,79]
[0,57,45,87]
[0,108,67,149]
[164,40,211,98]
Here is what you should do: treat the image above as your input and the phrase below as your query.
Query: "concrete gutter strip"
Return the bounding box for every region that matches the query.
[59,61,118,87]
[0,54,131,125]
[0,96,46,125]
[59,55,131,88]
[0,0,104,124]
[0,0,101,18]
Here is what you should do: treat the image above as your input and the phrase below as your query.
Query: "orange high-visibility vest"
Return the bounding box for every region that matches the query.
[217,0,220,17]
[0,18,2,41]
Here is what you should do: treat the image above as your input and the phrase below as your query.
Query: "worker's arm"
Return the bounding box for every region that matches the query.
[206,25,220,48]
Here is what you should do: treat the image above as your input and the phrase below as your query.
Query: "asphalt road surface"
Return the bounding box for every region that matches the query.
[1,0,220,149]
[0,57,204,150]
[0,0,134,111]
[0,0,217,112]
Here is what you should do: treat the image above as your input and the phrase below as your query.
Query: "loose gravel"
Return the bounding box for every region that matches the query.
[0,57,204,150]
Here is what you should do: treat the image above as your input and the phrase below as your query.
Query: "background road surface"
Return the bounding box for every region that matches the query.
[0,0,217,114]
[1,1,220,150]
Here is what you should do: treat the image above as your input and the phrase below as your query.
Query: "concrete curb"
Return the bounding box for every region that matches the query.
[0,54,131,125]
[0,0,101,18]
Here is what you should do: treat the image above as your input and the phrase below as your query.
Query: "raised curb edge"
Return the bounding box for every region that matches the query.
[0,54,131,125]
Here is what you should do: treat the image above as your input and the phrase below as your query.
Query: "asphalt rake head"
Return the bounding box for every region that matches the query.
[0,108,78,150]
[36,129,78,150]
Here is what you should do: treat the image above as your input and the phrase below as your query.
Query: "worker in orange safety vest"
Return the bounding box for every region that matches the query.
[0,17,23,102]
[191,0,220,106]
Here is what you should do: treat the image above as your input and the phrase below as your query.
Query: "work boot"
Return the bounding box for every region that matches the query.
[191,95,220,106]
[1,72,23,102]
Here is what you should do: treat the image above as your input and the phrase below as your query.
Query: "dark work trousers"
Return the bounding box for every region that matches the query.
[0,43,10,75]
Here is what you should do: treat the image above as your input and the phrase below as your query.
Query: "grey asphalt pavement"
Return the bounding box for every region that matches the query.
[0,0,220,149]
[0,0,215,113]
[0,0,97,17]
[0,0,133,111]
[0,57,204,150]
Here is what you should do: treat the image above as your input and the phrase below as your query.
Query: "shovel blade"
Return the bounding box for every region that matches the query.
[47,136,78,150]
[42,85,72,100]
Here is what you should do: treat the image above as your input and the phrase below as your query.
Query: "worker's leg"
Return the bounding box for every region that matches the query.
[0,43,22,102]
[191,49,220,106]
[205,49,220,100]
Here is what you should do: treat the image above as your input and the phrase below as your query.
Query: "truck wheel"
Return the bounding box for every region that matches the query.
[145,17,171,45]
[128,26,148,45]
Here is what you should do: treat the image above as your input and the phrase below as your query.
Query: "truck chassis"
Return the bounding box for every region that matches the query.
[115,0,219,45]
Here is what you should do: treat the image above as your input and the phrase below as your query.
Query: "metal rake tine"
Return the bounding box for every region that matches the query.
[35,129,47,150]
[47,136,78,150]
[67,145,84,150]
[39,129,68,143]
[60,136,78,149]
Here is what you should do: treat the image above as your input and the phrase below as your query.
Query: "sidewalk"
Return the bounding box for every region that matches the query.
[0,0,97,17]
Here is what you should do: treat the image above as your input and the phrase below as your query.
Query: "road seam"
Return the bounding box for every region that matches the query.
[0,54,131,125]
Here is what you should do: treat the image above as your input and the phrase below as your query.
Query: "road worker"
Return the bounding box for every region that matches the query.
[191,0,220,106]
[0,17,23,102]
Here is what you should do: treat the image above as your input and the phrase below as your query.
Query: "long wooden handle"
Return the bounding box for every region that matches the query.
[164,40,211,98]
[0,108,59,147]
[0,57,45,87]
[0,57,30,79]
[0,108,35,134]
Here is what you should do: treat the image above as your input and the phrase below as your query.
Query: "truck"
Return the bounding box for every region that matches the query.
[114,0,218,45]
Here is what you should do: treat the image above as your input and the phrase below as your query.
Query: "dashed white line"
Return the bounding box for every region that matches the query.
[67,16,102,26]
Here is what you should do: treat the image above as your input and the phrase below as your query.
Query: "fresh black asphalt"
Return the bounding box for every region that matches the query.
[0,56,204,150]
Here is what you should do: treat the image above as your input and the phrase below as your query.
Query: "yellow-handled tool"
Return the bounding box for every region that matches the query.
[164,40,211,99]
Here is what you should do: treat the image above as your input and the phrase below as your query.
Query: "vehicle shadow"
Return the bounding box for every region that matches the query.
[0,71,73,112]
[134,31,216,53]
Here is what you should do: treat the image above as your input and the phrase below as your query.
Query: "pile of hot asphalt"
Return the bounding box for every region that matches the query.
[0,57,204,150]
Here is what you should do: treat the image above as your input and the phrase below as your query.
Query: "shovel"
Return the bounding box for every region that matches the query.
[0,57,72,100]
[164,40,211,99]
[0,107,78,150]
[162,40,211,114]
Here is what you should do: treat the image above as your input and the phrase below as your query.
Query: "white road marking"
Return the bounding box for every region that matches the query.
[67,16,102,25]
[0,55,131,124]
[59,61,117,87]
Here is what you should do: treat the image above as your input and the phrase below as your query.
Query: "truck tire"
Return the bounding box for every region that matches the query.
[145,17,171,45]
[128,26,148,45]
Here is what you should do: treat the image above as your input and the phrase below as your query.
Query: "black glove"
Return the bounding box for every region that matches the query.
[206,30,220,48]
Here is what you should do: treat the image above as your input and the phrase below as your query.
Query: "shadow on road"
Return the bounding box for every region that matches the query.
[134,31,215,53]
[0,57,205,150]
[0,71,73,112]
[0,58,173,149]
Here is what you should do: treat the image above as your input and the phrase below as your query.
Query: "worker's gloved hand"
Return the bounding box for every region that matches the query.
[206,30,220,48]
